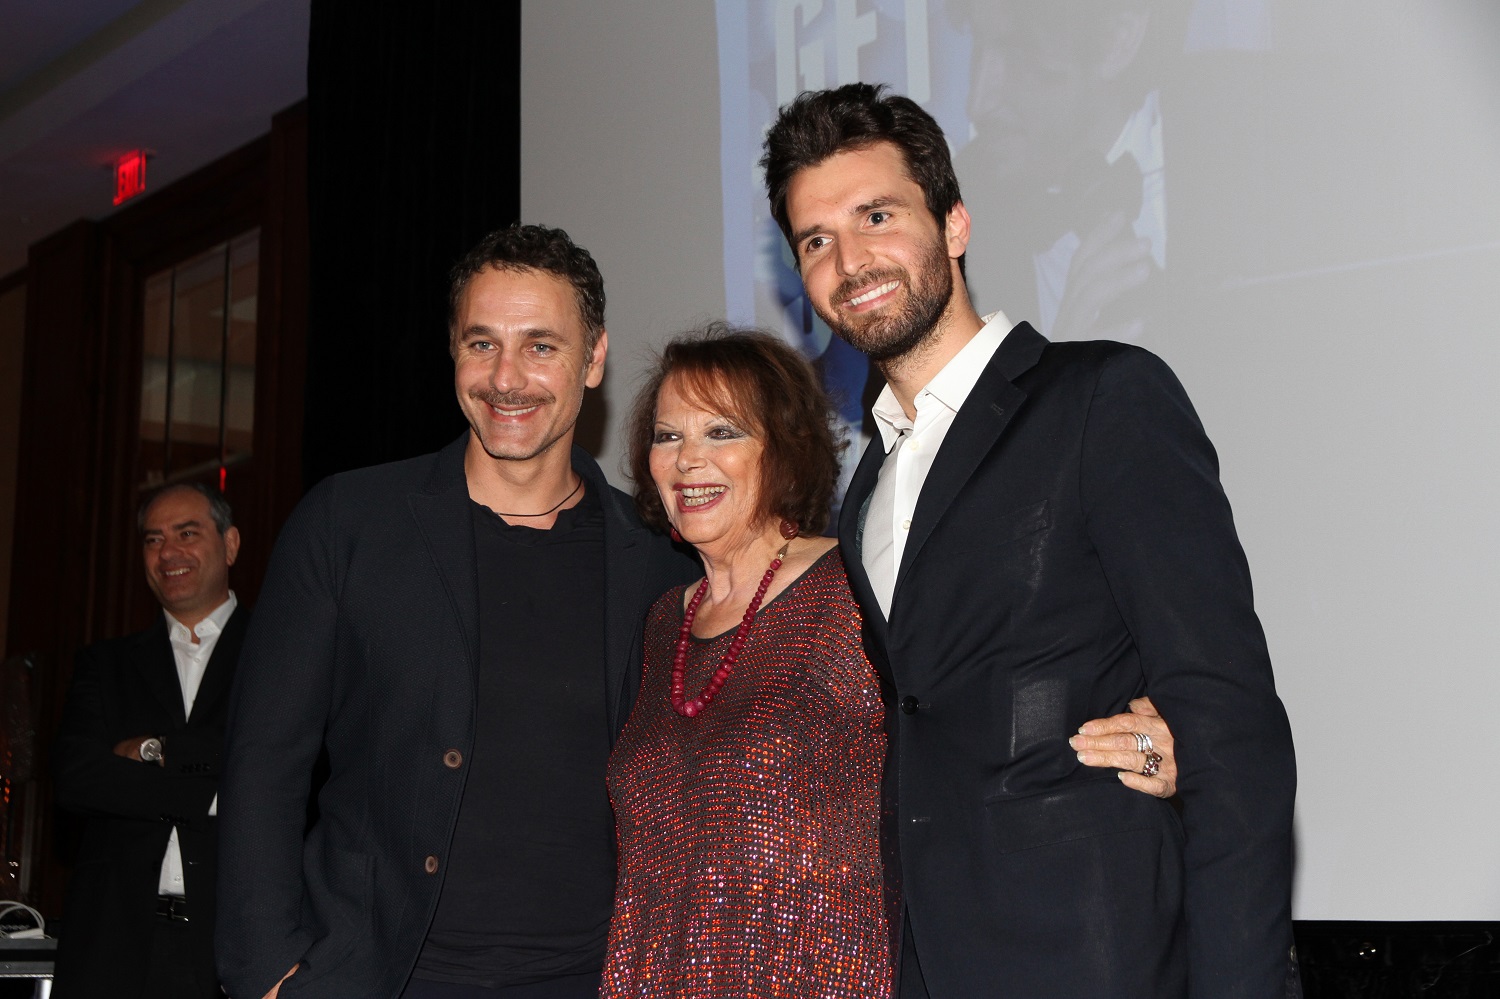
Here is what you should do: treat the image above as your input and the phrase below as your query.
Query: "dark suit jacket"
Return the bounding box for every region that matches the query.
[216,435,696,999]
[840,322,1296,998]
[52,606,249,998]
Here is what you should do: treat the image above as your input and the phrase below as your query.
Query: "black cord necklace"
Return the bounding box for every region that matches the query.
[490,475,583,518]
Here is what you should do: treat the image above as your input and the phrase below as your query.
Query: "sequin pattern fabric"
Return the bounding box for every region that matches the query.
[603,548,890,998]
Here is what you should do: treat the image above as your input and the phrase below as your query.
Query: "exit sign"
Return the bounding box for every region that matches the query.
[114,150,148,205]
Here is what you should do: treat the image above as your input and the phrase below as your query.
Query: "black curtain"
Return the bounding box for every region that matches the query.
[304,1,521,485]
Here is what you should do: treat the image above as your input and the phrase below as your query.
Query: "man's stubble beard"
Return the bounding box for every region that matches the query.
[815,234,955,366]
[465,385,574,464]
[471,424,572,464]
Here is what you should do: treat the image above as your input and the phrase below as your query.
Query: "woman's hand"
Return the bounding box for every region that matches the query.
[1070,696,1177,798]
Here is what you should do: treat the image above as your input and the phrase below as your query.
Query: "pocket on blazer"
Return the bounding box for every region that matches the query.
[982,775,1170,855]
[962,498,1051,551]
[287,845,375,988]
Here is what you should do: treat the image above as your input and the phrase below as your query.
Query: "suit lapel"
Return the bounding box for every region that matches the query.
[895,322,1048,587]
[839,438,891,656]
[134,619,188,727]
[407,437,481,677]
[187,606,248,723]
[595,468,648,735]
[841,433,885,560]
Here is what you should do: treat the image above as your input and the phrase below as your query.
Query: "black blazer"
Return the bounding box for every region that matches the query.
[216,436,695,999]
[840,323,1296,998]
[52,606,249,998]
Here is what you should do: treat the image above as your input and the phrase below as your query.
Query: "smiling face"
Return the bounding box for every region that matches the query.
[453,265,607,465]
[786,142,969,364]
[648,374,768,555]
[140,487,239,629]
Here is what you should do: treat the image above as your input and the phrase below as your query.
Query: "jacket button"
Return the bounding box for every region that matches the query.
[900,695,919,715]
[424,855,439,874]
[443,749,463,769]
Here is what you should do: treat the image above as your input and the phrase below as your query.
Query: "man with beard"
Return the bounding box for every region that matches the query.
[216,224,697,999]
[761,84,1297,997]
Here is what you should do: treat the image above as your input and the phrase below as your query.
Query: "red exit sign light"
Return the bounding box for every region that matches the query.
[114,150,148,205]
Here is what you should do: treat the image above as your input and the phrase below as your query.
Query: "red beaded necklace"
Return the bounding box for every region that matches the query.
[670,540,791,718]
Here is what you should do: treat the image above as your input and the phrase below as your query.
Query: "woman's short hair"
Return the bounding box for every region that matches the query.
[627,323,846,538]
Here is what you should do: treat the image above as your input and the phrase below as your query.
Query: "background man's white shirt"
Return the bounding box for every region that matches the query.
[157,591,236,896]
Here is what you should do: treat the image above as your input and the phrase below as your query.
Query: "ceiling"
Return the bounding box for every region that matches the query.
[0,0,310,277]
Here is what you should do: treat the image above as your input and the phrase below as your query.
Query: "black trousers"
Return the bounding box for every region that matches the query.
[142,916,219,999]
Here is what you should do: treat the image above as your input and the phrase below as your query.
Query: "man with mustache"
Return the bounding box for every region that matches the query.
[215,224,699,999]
[762,84,1297,997]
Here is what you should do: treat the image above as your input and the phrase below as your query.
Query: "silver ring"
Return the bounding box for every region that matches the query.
[1132,732,1153,755]
[1141,750,1162,778]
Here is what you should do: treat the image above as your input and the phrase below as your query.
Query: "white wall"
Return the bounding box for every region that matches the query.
[520,1,726,483]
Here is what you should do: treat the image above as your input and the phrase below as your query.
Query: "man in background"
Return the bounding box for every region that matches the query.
[53,482,249,998]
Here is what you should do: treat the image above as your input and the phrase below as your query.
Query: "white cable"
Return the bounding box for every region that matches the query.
[0,901,46,939]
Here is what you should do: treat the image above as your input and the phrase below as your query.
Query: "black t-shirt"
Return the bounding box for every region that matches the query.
[414,488,611,987]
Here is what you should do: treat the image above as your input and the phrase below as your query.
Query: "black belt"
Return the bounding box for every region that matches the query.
[156,894,191,922]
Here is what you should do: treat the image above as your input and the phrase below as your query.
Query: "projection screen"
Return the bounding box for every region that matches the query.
[522,0,1500,921]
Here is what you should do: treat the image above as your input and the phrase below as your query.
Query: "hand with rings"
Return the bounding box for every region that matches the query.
[1069,696,1177,798]
[1132,732,1163,777]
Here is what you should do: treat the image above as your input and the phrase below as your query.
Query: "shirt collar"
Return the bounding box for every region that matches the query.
[872,310,1013,452]
[1107,89,1162,175]
[165,591,237,645]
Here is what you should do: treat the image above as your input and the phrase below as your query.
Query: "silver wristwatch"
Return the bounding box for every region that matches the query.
[139,737,164,765]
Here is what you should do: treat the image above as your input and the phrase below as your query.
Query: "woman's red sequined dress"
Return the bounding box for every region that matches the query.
[602,547,891,998]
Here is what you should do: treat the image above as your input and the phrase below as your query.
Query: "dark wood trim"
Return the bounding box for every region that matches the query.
[3,101,310,917]
[6,220,108,917]
[8,221,108,657]
[249,101,310,587]
[0,266,25,296]
[107,135,270,275]
[98,136,272,639]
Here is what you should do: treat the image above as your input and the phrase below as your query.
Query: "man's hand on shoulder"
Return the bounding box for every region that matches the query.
[1071,696,1178,798]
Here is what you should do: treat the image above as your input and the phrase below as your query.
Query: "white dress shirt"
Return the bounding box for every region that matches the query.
[157,591,236,897]
[863,313,1012,618]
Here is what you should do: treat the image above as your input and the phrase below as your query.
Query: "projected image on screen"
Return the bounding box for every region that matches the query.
[716,0,1272,504]
[955,0,1194,346]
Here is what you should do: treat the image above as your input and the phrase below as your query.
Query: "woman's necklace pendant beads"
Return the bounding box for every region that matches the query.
[669,541,791,717]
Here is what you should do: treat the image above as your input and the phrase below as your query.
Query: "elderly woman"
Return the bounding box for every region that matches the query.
[601,326,1174,998]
